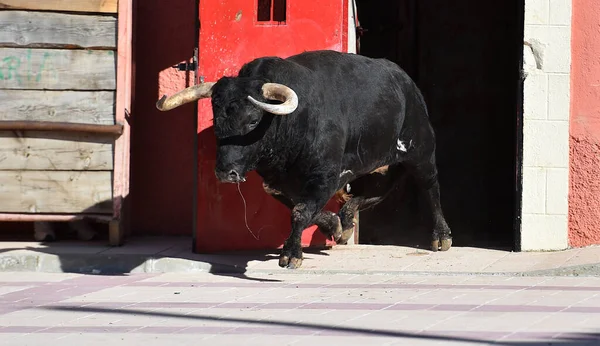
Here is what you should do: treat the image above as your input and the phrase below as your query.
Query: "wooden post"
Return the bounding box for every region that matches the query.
[111,0,133,246]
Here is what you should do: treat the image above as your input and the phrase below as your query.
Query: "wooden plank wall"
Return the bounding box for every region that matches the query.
[0,0,118,13]
[0,1,118,214]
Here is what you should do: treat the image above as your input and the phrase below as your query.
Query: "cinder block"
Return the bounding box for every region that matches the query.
[548,74,570,120]
[522,167,547,214]
[525,0,549,25]
[523,120,569,168]
[520,214,568,251]
[546,167,569,215]
[525,26,571,73]
[549,0,572,26]
[524,73,548,120]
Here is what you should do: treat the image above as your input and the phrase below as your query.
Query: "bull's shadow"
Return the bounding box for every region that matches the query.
[0,193,329,282]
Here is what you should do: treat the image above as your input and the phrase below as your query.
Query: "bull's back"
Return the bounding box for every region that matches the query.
[243,51,424,175]
[288,51,417,173]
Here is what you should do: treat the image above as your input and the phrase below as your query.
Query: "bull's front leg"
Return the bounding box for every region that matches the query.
[279,196,333,269]
[279,203,315,269]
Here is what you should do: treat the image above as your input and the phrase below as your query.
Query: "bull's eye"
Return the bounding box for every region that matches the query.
[248,119,259,127]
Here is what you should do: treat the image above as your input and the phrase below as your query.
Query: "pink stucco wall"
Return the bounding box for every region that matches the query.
[569,0,600,247]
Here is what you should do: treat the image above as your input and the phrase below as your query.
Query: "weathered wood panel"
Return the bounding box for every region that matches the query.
[0,131,113,170]
[0,171,113,213]
[0,0,118,13]
[0,90,115,124]
[0,11,117,49]
[0,48,116,90]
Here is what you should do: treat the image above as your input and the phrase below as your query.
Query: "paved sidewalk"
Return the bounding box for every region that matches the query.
[0,237,599,276]
[0,272,599,345]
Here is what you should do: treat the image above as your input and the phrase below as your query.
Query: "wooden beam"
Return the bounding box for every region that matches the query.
[1,90,115,125]
[113,0,133,242]
[0,213,113,222]
[0,121,123,136]
[0,48,116,90]
[0,131,114,170]
[0,0,118,13]
[0,11,117,49]
[0,171,113,213]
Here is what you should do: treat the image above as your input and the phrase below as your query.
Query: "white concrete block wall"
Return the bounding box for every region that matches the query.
[347,0,357,55]
[521,0,571,250]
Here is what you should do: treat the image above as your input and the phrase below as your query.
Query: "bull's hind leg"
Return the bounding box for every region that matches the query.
[335,164,409,244]
[406,160,452,252]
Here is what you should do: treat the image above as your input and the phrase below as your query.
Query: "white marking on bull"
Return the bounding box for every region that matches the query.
[396,139,408,152]
[340,169,353,177]
[346,183,351,193]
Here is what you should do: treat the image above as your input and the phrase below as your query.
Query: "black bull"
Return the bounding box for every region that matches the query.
[156,50,452,269]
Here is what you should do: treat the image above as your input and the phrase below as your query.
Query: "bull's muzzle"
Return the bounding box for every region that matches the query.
[215,169,246,183]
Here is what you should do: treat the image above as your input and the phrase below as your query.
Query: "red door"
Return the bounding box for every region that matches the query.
[195,0,349,252]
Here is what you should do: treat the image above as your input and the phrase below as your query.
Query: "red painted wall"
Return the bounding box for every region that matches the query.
[130,0,198,236]
[194,0,346,252]
[569,0,600,247]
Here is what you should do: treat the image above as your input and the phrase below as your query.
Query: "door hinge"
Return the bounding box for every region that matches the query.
[172,48,204,85]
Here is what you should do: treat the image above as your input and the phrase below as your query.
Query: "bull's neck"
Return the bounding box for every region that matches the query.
[256,113,306,181]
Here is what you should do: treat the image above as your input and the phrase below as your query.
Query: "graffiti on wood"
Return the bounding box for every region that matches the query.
[0,48,116,90]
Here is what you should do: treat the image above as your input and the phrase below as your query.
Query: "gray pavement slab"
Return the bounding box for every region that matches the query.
[0,272,599,345]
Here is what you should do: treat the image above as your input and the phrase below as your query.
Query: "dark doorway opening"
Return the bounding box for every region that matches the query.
[353,0,524,250]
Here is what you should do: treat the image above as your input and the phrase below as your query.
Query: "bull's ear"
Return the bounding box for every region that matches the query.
[156,82,216,111]
[247,83,298,115]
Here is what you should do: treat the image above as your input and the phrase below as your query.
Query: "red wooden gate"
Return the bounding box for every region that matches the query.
[195,0,349,252]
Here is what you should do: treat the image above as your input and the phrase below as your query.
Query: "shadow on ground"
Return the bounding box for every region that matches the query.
[0,232,331,283]
[43,305,600,345]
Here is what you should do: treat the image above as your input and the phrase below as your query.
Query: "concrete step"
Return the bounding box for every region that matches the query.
[0,237,599,277]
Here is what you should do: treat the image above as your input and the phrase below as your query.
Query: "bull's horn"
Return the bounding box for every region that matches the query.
[247,83,298,115]
[156,82,216,111]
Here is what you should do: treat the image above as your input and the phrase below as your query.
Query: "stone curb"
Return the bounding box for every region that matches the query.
[0,252,599,277]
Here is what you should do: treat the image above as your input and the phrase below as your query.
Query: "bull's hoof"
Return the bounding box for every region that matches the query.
[335,216,356,245]
[336,228,355,245]
[286,257,303,269]
[431,236,452,252]
[332,215,343,242]
[279,255,290,268]
[441,238,452,251]
[279,255,303,269]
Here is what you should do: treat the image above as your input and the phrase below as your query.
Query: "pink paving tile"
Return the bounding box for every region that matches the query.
[457,311,557,333]
[293,335,433,346]
[562,246,600,266]
[332,311,418,330]
[0,286,34,296]
[0,275,152,316]
[522,313,597,333]
[52,299,600,313]
[3,271,600,346]
[304,302,391,310]
[116,279,600,293]
[202,335,299,345]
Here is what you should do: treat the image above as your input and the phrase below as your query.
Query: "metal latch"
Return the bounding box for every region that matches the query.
[174,61,196,72]
[172,48,203,85]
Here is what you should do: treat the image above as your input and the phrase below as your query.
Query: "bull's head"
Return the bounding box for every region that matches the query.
[156,78,298,183]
